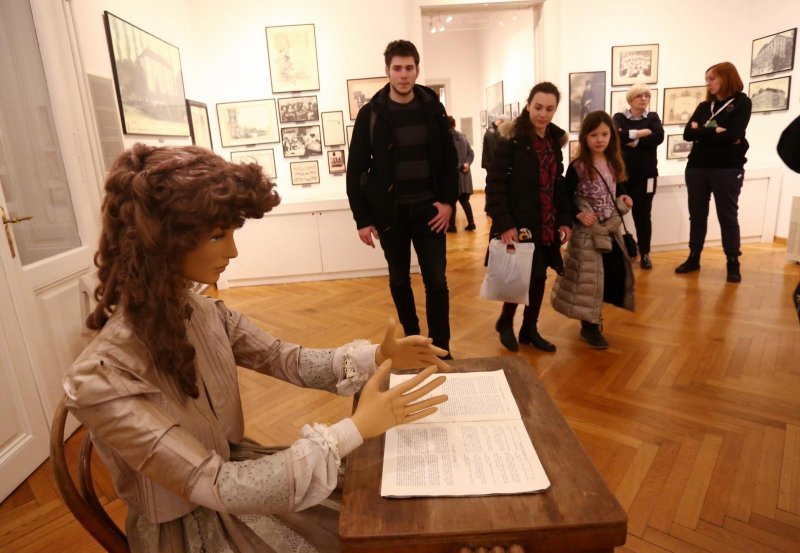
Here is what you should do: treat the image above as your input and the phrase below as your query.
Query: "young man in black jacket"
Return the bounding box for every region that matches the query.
[346,40,458,355]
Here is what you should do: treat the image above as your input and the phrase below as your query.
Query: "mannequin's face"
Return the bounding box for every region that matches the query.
[181,227,238,284]
[527,92,558,135]
[385,56,418,99]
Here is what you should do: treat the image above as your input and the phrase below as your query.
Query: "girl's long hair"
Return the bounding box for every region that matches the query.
[576,111,628,182]
[87,144,280,398]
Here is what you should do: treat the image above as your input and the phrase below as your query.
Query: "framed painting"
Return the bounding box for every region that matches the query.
[511,102,520,118]
[749,76,791,113]
[290,160,320,185]
[666,134,692,160]
[751,28,796,78]
[321,111,346,146]
[186,100,213,150]
[277,96,319,124]
[609,89,658,115]
[569,71,606,132]
[486,80,504,126]
[265,24,320,93]
[346,125,354,147]
[327,149,346,175]
[104,11,189,136]
[216,99,279,147]
[230,148,277,179]
[611,44,659,86]
[662,86,705,125]
[347,77,388,119]
[281,124,322,157]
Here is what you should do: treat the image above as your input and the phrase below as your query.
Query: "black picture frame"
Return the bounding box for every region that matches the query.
[662,86,705,126]
[327,149,346,175]
[611,44,659,86]
[749,76,792,113]
[569,71,606,132]
[751,28,797,78]
[277,95,319,124]
[186,100,213,150]
[290,160,320,185]
[280,124,322,157]
[265,24,320,93]
[666,134,692,160]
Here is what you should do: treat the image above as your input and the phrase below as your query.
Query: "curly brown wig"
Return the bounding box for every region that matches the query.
[87,144,280,398]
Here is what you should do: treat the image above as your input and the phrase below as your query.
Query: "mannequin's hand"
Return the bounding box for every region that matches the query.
[351,361,447,439]
[376,318,450,370]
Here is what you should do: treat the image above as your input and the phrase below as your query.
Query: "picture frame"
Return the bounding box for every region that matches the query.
[568,140,580,162]
[327,149,346,175]
[749,76,792,113]
[611,44,659,86]
[186,100,213,150]
[486,81,504,126]
[569,71,606,132]
[277,95,319,124]
[512,102,521,118]
[103,11,189,136]
[321,111,346,146]
[280,124,322,157]
[480,110,487,127]
[265,24,320,93]
[346,125,355,147]
[347,76,388,119]
[290,160,320,185]
[609,89,658,115]
[666,134,692,160]
[751,28,797,78]
[216,99,279,148]
[662,86,705,125]
[230,148,277,179]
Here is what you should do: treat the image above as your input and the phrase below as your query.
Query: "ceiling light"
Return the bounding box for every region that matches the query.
[446,15,453,23]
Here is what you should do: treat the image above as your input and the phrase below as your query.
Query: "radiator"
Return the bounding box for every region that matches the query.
[789,197,800,263]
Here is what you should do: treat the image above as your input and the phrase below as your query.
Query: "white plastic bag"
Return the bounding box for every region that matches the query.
[479,239,535,305]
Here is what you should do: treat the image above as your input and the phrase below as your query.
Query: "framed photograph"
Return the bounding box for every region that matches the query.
[751,28,796,78]
[569,71,606,132]
[281,125,322,157]
[265,24,320,93]
[103,12,189,136]
[321,111,346,146]
[216,99,279,147]
[486,81,504,125]
[749,76,792,113]
[662,86,705,125]
[480,110,487,127]
[347,76,388,119]
[346,125,355,147]
[327,149,346,175]
[277,96,319,124]
[666,134,693,160]
[290,160,320,185]
[230,148,276,179]
[611,44,659,86]
[186,100,213,150]
[609,89,658,115]
[568,140,580,162]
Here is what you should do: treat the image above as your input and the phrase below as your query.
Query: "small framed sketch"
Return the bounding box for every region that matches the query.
[504,104,512,118]
[290,160,320,185]
[569,71,606,132]
[281,125,322,157]
[480,110,487,127]
[486,80,504,125]
[346,125,354,147]
[321,111,346,146]
[230,148,276,179]
[611,44,659,86]
[568,140,580,162]
[327,149,346,175]
[277,95,319,124]
[749,76,791,113]
[347,76,388,119]
[751,28,796,78]
[662,86,705,125]
[216,99,279,147]
[666,134,692,160]
[609,89,658,115]
[265,24,320,93]
[186,100,213,150]
[511,102,520,118]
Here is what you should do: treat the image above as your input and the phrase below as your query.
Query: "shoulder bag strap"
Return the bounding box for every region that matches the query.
[591,165,631,234]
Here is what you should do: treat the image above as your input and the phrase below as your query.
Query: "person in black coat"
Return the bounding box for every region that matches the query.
[777,113,800,323]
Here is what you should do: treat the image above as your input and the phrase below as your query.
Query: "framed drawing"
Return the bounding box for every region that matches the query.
[611,44,659,86]
[666,134,692,160]
[216,99,279,147]
[103,11,189,136]
[568,140,580,162]
[277,96,319,124]
[265,24,320,93]
[327,149,346,174]
[504,104,512,118]
[290,160,320,185]
[751,28,796,78]
[609,89,658,115]
[569,71,606,132]
[346,125,355,147]
[480,110,487,127]
[662,86,705,125]
[281,125,322,157]
[749,76,791,113]
[321,111,346,146]
[230,148,277,179]
[347,77,388,119]
[511,102,521,118]
[486,80,504,126]
[186,100,213,150]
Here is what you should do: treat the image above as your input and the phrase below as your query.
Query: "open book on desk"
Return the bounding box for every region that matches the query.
[380,370,550,498]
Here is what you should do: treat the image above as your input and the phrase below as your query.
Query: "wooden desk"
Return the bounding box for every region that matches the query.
[339,356,627,552]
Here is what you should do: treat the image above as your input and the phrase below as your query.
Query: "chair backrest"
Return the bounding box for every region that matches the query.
[50,396,130,553]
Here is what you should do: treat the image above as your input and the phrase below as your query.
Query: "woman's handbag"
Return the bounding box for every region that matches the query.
[592,166,639,259]
[479,239,535,305]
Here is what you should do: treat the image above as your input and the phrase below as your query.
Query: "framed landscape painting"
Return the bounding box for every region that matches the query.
[611,44,659,86]
[265,24,320,93]
[216,99,279,147]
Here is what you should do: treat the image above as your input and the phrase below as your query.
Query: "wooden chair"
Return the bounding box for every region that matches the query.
[50,396,130,553]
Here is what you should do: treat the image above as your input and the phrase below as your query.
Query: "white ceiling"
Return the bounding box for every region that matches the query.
[421,2,537,33]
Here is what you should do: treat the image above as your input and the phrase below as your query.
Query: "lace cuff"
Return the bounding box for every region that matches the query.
[299,419,363,470]
[334,339,377,396]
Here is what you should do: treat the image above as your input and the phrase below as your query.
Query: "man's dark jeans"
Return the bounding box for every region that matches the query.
[378,202,450,350]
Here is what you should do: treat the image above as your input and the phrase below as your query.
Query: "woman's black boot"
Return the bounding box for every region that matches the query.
[726,255,741,283]
[675,251,701,274]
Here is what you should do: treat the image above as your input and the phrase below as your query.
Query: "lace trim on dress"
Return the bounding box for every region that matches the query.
[217,453,291,514]
[298,348,337,391]
[335,339,371,396]
[301,423,341,470]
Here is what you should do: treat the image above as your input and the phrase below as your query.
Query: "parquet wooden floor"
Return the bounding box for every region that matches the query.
[2,194,799,552]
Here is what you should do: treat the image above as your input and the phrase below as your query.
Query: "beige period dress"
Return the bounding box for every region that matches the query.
[63,291,378,553]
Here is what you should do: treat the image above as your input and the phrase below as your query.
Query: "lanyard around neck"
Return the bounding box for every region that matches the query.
[707,97,735,124]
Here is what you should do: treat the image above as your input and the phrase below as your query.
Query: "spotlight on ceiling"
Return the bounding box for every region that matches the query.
[445,15,453,23]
